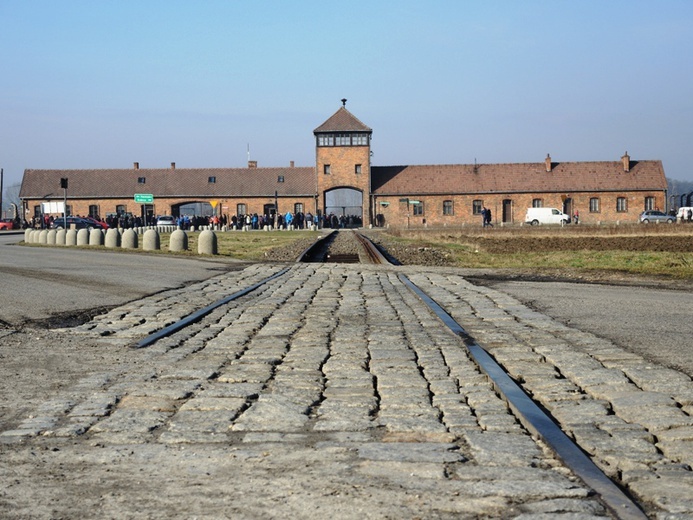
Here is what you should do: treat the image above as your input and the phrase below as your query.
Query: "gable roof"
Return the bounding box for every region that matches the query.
[371,160,667,195]
[313,106,372,134]
[20,166,316,200]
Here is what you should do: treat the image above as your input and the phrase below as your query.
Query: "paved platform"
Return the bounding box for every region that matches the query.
[1,263,691,518]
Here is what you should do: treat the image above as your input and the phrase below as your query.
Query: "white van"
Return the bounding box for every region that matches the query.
[677,207,693,222]
[525,207,570,225]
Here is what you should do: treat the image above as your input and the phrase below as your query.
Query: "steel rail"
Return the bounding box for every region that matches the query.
[134,267,291,349]
[399,273,648,520]
[353,231,390,264]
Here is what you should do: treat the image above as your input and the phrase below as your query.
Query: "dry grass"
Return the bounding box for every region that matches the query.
[382,224,693,279]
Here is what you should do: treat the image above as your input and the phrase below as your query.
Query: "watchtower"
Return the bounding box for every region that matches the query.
[313,99,372,225]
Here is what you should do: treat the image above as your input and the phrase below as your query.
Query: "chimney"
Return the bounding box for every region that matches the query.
[248,160,257,168]
[545,154,552,172]
[290,161,295,168]
[621,151,630,172]
[170,162,176,170]
[133,162,139,170]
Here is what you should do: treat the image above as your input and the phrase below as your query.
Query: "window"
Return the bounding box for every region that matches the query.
[138,177,146,184]
[237,203,247,216]
[208,176,216,183]
[317,132,368,146]
[116,204,127,216]
[355,164,362,174]
[589,197,600,213]
[89,205,99,218]
[352,133,368,146]
[294,203,303,214]
[278,175,285,183]
[324,164,331,175]
[443,200,454,215]
[532,199,543,208]
[317,134,334,146]
[472,200,484,215]
[412,202,424,216]
[33,205,41,218]
[616,197,628,212]
[644,196,655,211]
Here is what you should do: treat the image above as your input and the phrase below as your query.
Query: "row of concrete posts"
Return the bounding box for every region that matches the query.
[24,227,218,255]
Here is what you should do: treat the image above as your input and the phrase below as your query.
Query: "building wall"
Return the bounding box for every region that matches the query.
[372,191,667,227]
[25,196,318,221]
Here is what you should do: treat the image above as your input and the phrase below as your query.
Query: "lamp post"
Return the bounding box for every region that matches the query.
[60,178,68,228]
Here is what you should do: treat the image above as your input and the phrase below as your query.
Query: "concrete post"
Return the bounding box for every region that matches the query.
[121,228,138,249]
[55,228,67,245]
[143,229,160,251]
[76,228,89,245]
[105,228,120,248]
[47,229,57,245]
[38,229,48,244]
[197,229,217,255]
[169,229,188,252]
[89,228,104,246]
[66,229,78,246]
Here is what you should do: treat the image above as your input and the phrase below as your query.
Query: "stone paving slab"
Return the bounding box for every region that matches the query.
[1,263,691,518]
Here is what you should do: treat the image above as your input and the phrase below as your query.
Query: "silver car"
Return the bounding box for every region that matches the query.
[156,215,176,227]
[639,210,675,224]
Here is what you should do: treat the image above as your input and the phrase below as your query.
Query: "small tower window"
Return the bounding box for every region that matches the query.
[355,164,362,174]
[324,164,331,175]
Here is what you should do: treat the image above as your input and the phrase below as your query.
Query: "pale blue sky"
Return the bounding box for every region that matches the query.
[2,0,692,189]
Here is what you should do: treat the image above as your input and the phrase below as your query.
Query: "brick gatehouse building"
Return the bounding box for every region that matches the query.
[20,101,668,227]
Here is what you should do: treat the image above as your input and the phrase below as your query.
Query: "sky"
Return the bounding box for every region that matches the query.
[2,0,693,192]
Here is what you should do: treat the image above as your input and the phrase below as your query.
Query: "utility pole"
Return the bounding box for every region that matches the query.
[0,169,4,219]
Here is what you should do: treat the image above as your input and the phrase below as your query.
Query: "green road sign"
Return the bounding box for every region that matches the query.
[134,193,154,203]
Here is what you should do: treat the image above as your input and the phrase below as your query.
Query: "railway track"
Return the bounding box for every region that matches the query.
[125,230,649,519]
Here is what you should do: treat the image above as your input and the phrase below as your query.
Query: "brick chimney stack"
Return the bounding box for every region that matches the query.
[133,162,139,170]
[171,162,176,170]
[290,161,295,168]
[248,160,257,168]
[545,154,552,172]
[621,152,630,172]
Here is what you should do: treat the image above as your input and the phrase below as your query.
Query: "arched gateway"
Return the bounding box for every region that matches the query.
[325,187,363,224]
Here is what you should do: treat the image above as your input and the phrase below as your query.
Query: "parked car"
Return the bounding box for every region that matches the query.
[83,216,109,229]
[639,210,675,224]
[0,218,18,230]
[52,216,100,230]
[157,215,176,227]
[525,207,570,225]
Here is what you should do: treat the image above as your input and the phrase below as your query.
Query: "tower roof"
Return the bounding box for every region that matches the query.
[314,106,372,134]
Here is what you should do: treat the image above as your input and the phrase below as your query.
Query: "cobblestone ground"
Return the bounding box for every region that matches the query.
[1,263,691,518]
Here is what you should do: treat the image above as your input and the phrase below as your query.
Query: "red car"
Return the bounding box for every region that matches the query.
[0,218,18,230]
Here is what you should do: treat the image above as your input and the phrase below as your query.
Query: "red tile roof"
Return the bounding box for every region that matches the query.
[313,107,372,133]
[20,166,316,199]
[20,159,666,201]
[371,160,667,195]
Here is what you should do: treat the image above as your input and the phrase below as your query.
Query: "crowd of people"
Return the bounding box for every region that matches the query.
[22,211,364,231]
